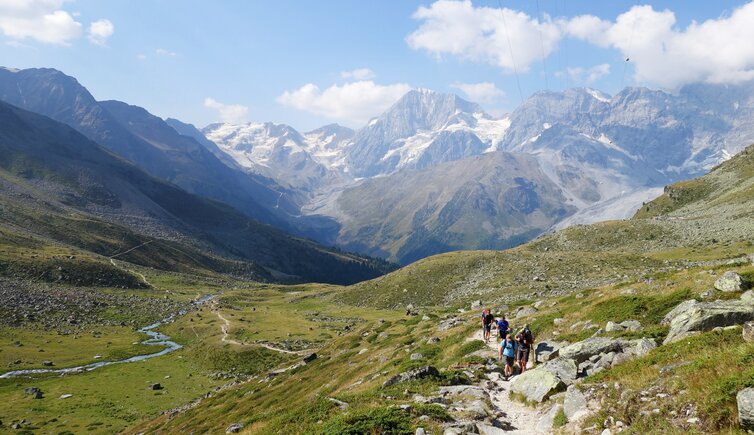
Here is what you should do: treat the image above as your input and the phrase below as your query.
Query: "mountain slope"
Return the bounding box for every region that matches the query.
[0,67,295,229]
[326,152,574,264]
[0,100,393,285]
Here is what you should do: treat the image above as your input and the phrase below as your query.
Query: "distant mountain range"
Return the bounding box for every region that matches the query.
[3,66,754,265]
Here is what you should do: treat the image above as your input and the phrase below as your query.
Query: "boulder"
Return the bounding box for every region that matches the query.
[439,385,487,399]
[149,383,163,390]
[661,300,699,326]
[382,366,440,388]
[226,423,244,433]
[715,271,747,292]
[745,322,754,343]
[664,299,754,344]
[626,338,657,357]
[541,358,578,385]
[510,367,565,402]
[742,290,754,303]
[560,338,627,364]
[606,320,642,332]
[516,306,537,319]
[438,318,462,331]
[303,353,317,364]
[738,388,754,431]
[410,353,424,361]
[535,341,564,362]
[443,422,479,435]
[471,300,483,310]
[24,387,42,399]
[564,385,590,421]
[536,404,563,433]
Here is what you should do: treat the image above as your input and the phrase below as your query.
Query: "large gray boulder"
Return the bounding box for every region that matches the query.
[541,358,578,385]
[559,337,627,364]
[510,367,565,402]
[738,388,754,431]
[664,300,754,344]
[535,341,564,362]
[661,300,699,326]
[715,271,747,292]
[564,385,590,422]
[382,366,440,388]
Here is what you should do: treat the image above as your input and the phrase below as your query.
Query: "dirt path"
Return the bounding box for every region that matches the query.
[212,308,316,356]
[470,329,544,434]
[109,258,152,287]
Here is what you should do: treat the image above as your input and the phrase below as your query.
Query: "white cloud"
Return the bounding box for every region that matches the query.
[278,81,411,126]
[87,18,113,46]
[340,68,375,81]
[566,3,754,88]
[557,63,611,84]
[0,0,82,45]
[136,53,146,60]
[451,82,505,104]
[204,98,249,124]
[406,0,560,73]
[155,48,177,57]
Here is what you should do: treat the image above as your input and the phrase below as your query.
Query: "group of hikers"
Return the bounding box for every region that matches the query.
[481,308,534,381]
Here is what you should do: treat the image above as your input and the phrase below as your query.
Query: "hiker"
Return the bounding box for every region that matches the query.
[496,315,509,340]
[481,309,494,342]
[516,324,534,373]
[499,333,517,380]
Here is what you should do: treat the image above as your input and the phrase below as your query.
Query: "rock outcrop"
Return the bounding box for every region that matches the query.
[663,299,754,344]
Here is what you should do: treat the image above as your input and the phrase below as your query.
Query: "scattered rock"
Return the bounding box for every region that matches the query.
[515,306,537,319]
[416,428,427,435]
[226,423,244,433]
[744,322,754,343]
[471,300,482,310]
[510,366,565,402]
[541,358,578,385]
[328,397,349,410]
[59,394,73,399]
[410,353,424,361]
[358,348,369,355]
[606,320,641,332]
[24,387,43,399]
[438,318,462,331]
[303,353,317,364]
[536,404,563,433]
[535,341,563,362]
[427,337,441,344]
[382,366,440,388]
[41,360,53,367]
[715,271,747,292]
[626,338,658,357]
[564,385,590,421]
[149,383,163,390]
[737,388,754,431]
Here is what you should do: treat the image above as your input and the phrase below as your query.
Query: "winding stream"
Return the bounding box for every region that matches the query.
[0,294,214,379]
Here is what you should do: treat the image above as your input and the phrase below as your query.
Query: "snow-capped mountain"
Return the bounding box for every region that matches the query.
[202,122,337,191]
[193,84,754,264]
[343,88,511,177]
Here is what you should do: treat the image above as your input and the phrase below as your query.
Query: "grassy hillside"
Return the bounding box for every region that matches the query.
[0,100,394,286]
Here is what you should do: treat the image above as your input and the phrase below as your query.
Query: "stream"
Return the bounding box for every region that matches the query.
[0,294,214,379]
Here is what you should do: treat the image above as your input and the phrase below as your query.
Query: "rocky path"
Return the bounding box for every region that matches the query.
[470,329,544,434]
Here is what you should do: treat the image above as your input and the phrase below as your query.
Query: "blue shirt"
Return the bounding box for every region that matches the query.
[497,319,509,332]
[501,339,517,357]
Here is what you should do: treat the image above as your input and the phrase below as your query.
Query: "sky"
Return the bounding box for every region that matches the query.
[1,0,754,131]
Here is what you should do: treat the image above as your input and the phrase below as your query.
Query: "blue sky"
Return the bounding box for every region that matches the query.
[1,0,753,130]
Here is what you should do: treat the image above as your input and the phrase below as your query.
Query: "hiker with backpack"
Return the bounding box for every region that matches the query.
[481,309,495,343]
[516,324,534,373]
[496,315,509,340]
[499,333,518,381]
